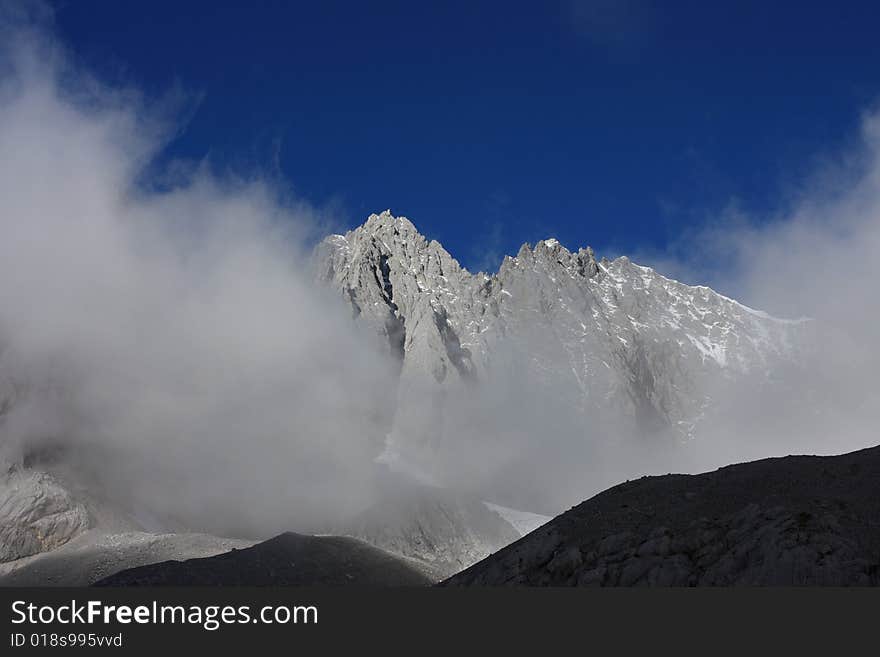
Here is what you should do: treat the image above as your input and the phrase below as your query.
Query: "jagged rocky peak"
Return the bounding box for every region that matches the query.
[361,208,420,236]
[315,211,806,449]
[324,210,452,264]
[503,237,600,280]
[317,210,466,287]
[317,211,480,384]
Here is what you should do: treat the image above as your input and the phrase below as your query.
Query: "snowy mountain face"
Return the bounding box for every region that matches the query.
[314,211,806,487]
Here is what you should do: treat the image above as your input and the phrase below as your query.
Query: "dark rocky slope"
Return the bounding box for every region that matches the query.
[94,533,432,586]
[443,445,880,586]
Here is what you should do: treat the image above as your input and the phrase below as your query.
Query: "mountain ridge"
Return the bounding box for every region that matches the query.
[442,444,880,586]
[314,211,807,490]
[0,210,812,580]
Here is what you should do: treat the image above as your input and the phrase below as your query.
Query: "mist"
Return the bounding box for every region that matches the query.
[421,110,880,515]
[618,109,880,484]
[0,14,397,536]
[2,9,879,540]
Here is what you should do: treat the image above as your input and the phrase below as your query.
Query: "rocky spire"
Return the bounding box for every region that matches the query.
[315,211,803,448]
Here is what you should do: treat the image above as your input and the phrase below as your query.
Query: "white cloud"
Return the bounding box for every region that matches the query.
[0,9,396,536]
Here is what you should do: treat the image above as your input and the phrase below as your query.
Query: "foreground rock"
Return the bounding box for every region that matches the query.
[443,445,880,586]
[94,533,433,586]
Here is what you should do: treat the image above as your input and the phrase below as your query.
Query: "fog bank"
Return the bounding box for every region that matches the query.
[0,13,396,536]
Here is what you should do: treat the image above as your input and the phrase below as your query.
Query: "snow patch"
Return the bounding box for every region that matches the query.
[483,502,552,536]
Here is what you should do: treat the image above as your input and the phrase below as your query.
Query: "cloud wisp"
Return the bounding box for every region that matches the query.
[1,7,878,534]
[0,12,397,537]
[629,107,880,472]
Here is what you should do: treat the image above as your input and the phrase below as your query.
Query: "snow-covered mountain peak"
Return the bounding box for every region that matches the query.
[361,209,420,236]
[315,211,806,449]
[324,211,466,282]
[502,236,600,282]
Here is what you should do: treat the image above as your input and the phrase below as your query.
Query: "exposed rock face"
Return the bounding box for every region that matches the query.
[314,213,479,382]
[442,445,880,586]
[314,211,805,460]
[0,468,90,562]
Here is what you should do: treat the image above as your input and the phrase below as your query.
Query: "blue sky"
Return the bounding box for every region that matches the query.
[52,0,880,273]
